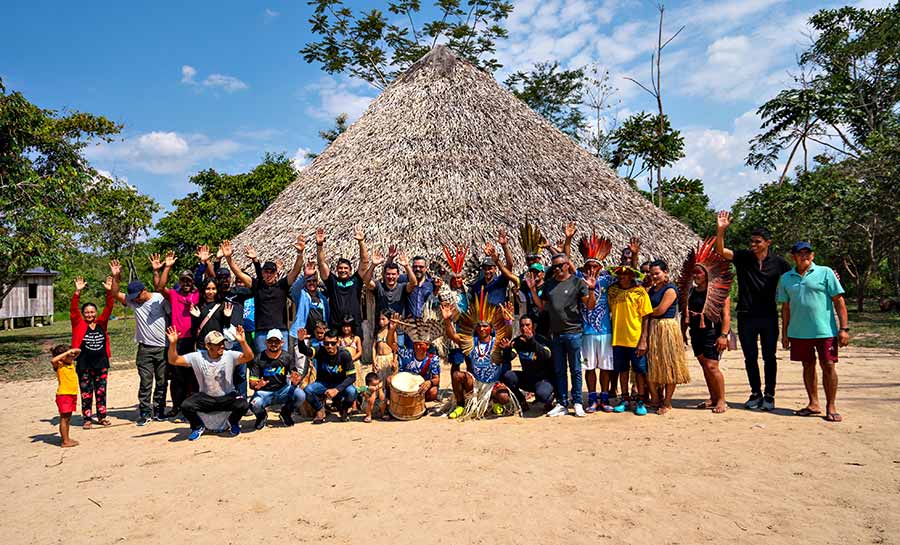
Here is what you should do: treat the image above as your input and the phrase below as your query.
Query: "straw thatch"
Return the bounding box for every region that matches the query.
[232,45,698,271]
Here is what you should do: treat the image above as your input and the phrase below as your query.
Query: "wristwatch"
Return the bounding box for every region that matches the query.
[840,327,850,332]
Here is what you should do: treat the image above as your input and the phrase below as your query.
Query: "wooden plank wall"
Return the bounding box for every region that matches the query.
[0,276,55,320]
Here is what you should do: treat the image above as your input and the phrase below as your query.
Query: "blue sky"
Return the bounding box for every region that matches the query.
[1,0,889,215]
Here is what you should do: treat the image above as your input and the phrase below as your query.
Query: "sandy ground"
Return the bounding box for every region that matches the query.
[2,345,899,545]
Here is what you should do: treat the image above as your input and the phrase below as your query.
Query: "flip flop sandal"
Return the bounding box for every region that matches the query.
[83,421,92,430]
[824,413,843,422]
[98,418,112,426]
[795,408,822,417]
[695,401,712,409]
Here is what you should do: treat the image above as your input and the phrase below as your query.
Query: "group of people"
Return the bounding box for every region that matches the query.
[50,215,851,446]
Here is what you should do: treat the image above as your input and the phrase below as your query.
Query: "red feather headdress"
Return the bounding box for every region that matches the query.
[578,230,612,264]
[442,243,468,277]
[678,237,734,327]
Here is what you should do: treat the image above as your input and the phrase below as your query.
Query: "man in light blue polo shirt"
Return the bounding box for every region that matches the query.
[777,241,850,423]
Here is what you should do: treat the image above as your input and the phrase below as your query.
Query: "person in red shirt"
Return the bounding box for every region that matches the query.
[69,263,118,428]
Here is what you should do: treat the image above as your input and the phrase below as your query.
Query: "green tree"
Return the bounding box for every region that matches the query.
[504,61,587,140]
[306,113,350,160]
[0,80,121,307]
[640,176,716,238]
[609,112,684,204]
[300,0,513,90]
[581,64,620,161]
[154,153,297,256]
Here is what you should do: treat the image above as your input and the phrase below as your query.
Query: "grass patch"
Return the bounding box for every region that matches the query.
[848,300,900,350]
[0,314,137,381]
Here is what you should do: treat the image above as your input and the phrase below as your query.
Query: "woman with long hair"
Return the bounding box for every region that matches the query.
[645,260,691,415]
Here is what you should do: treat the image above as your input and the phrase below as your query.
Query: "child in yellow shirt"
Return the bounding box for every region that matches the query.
[50,345,81,448]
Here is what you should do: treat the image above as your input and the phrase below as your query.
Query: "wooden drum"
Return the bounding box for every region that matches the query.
[389,372,426,420]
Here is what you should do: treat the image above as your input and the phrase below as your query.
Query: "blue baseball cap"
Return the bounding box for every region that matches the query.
[126,280,146,302]
[790,241,813,254]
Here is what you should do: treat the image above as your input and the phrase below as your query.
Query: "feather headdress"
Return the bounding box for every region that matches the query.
[518,219,548,258]
[455,288,511,362]
[442,243,468,277]
[578,230,612,264]
[394,318,445,344]
[678,237,734,327]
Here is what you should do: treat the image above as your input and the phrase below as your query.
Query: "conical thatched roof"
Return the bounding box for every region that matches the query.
[233,46,698,271]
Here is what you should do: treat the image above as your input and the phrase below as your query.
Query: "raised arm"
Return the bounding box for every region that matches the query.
[715,211,735,261]
[387,319,399,353]
[148,253,163,291]
[286,235,305,285]
[157,250,178,291]
[629,238,641,268]
[525,273,545,312]
[397,253,418,293]
[109,260,126,305]
[98,276,116,326]
[354,227,370,278]
[71,277,86,325]
[440,303,463,345]
[195,245,213,280]
[563,221,576,260]
[581,273,598,310]
[166,327,190,366]
[234,325,255,364]
[221,240,254,287]
[486,242,519,285]
[51,348,80,370]
[315,228,330,281]
[363,249,383,289]
[497,227,514,272]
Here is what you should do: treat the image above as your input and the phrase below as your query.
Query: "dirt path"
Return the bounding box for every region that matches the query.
[2,346,898,545]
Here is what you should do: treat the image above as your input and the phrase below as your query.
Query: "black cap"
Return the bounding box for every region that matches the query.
[262,261,277,272]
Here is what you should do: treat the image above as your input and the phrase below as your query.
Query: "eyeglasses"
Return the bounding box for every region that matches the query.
[266,339,281,344]
[322,341,338,346]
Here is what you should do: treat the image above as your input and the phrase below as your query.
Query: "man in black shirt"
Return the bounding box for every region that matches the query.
[222,236,305,353]
[297,328,357,423]
[316,227,372,337]
[500,316,556,413]
[366,250,417,317]
[248,329,306,429]
[716,211,791,411]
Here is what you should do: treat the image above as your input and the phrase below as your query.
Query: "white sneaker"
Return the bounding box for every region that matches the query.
[546,404,568,417]
[574,403,587,417]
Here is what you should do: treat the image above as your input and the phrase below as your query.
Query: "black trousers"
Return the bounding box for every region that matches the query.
[737,314,779,396]
[501,370,555,406]
[181,391,249,430]
[168,337,198,410]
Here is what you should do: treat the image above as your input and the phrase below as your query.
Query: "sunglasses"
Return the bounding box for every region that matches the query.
[322,341,338,346]
[266,339,282,344]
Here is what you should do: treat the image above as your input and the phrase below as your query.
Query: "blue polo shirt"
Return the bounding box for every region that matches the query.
[776,264,844,339]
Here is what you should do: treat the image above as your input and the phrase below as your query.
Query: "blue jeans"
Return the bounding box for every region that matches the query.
[234,364,247,399]
[552,332,583,406]
[303,382,357,411]
[249,383,306,416]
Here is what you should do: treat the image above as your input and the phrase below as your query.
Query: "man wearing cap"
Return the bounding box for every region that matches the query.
[716,211,792,411]
[248,329,306,429]
[296,328,357,423]
[533,252,598,417]
[222,236,305,353]
[316,227,372,337]
[470,239,518,306]
[111,263,168,426]
[166,326,254,440]
[520,262,549,337]
[777,242,850,422]
[151,249,203,418]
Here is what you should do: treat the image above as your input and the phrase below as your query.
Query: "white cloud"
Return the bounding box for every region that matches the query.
[264,8,280,18]
[181,65,197,84]
[292,147,312,171]
[85,131,241,175]
[304,76,375,122]
[202,74,248,92]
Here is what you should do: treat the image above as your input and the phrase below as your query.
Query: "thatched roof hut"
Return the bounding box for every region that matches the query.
[233,45,698,271]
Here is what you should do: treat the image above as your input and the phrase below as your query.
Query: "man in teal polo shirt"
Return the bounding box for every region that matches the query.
[777,242,850,422]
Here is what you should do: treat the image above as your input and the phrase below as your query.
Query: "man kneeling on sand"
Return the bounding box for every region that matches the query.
[165,327,255,440]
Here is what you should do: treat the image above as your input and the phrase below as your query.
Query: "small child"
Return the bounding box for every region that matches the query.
[361,372,386,423]
[50,345,81,448]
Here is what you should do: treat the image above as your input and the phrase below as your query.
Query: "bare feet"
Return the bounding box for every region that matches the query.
[98,418,111,427]
[82,421,92,430]
[313,408,326,424]
[61,439,79,448]
[363,415,372,423]
[712,403,727,414]
[658,405,671,416]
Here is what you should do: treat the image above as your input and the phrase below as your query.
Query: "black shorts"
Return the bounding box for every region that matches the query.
[690,325,721,361]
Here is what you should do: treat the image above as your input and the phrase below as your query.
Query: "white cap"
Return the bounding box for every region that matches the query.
[266,329,284,341]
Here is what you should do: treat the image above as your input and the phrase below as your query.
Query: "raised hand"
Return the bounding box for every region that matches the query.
[148,253,162,271]
[196,245,211,263]
[189,304,201,318]
[164,250,177,268]
[353,226,365,242]
[275,258,284,273]
[166,326,179,344]
[498,337,511,350]
[484,241,498,259]
[371,249,385,267]
[244,245,258,261]
[109,259,122,277]
[440,302,455,321]
[234,325,246,343]
[524,271,536,289]
[304,260,317,277]
[102,276,113,291]
[220,240,233,258]
[396,251,410,268]
[717,211,732,230]
[293,235,306,254]
[387,244,398,262]
[295,327,308,342]
[315,228,326,245]
[497,227,509,246]
[223,302,233,318]
[583,271,597,290]
[74,277,87,293]
[501,300,514,321]
[216,246,224,260]
[548,239,565,255]
[629,237,641,256]
[564,221,576,239]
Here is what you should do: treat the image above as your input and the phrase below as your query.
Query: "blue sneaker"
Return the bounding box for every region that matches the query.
[613,400,628,413]
[188,427,205,441]
[634,400,648,416]
[230,422,241,436]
